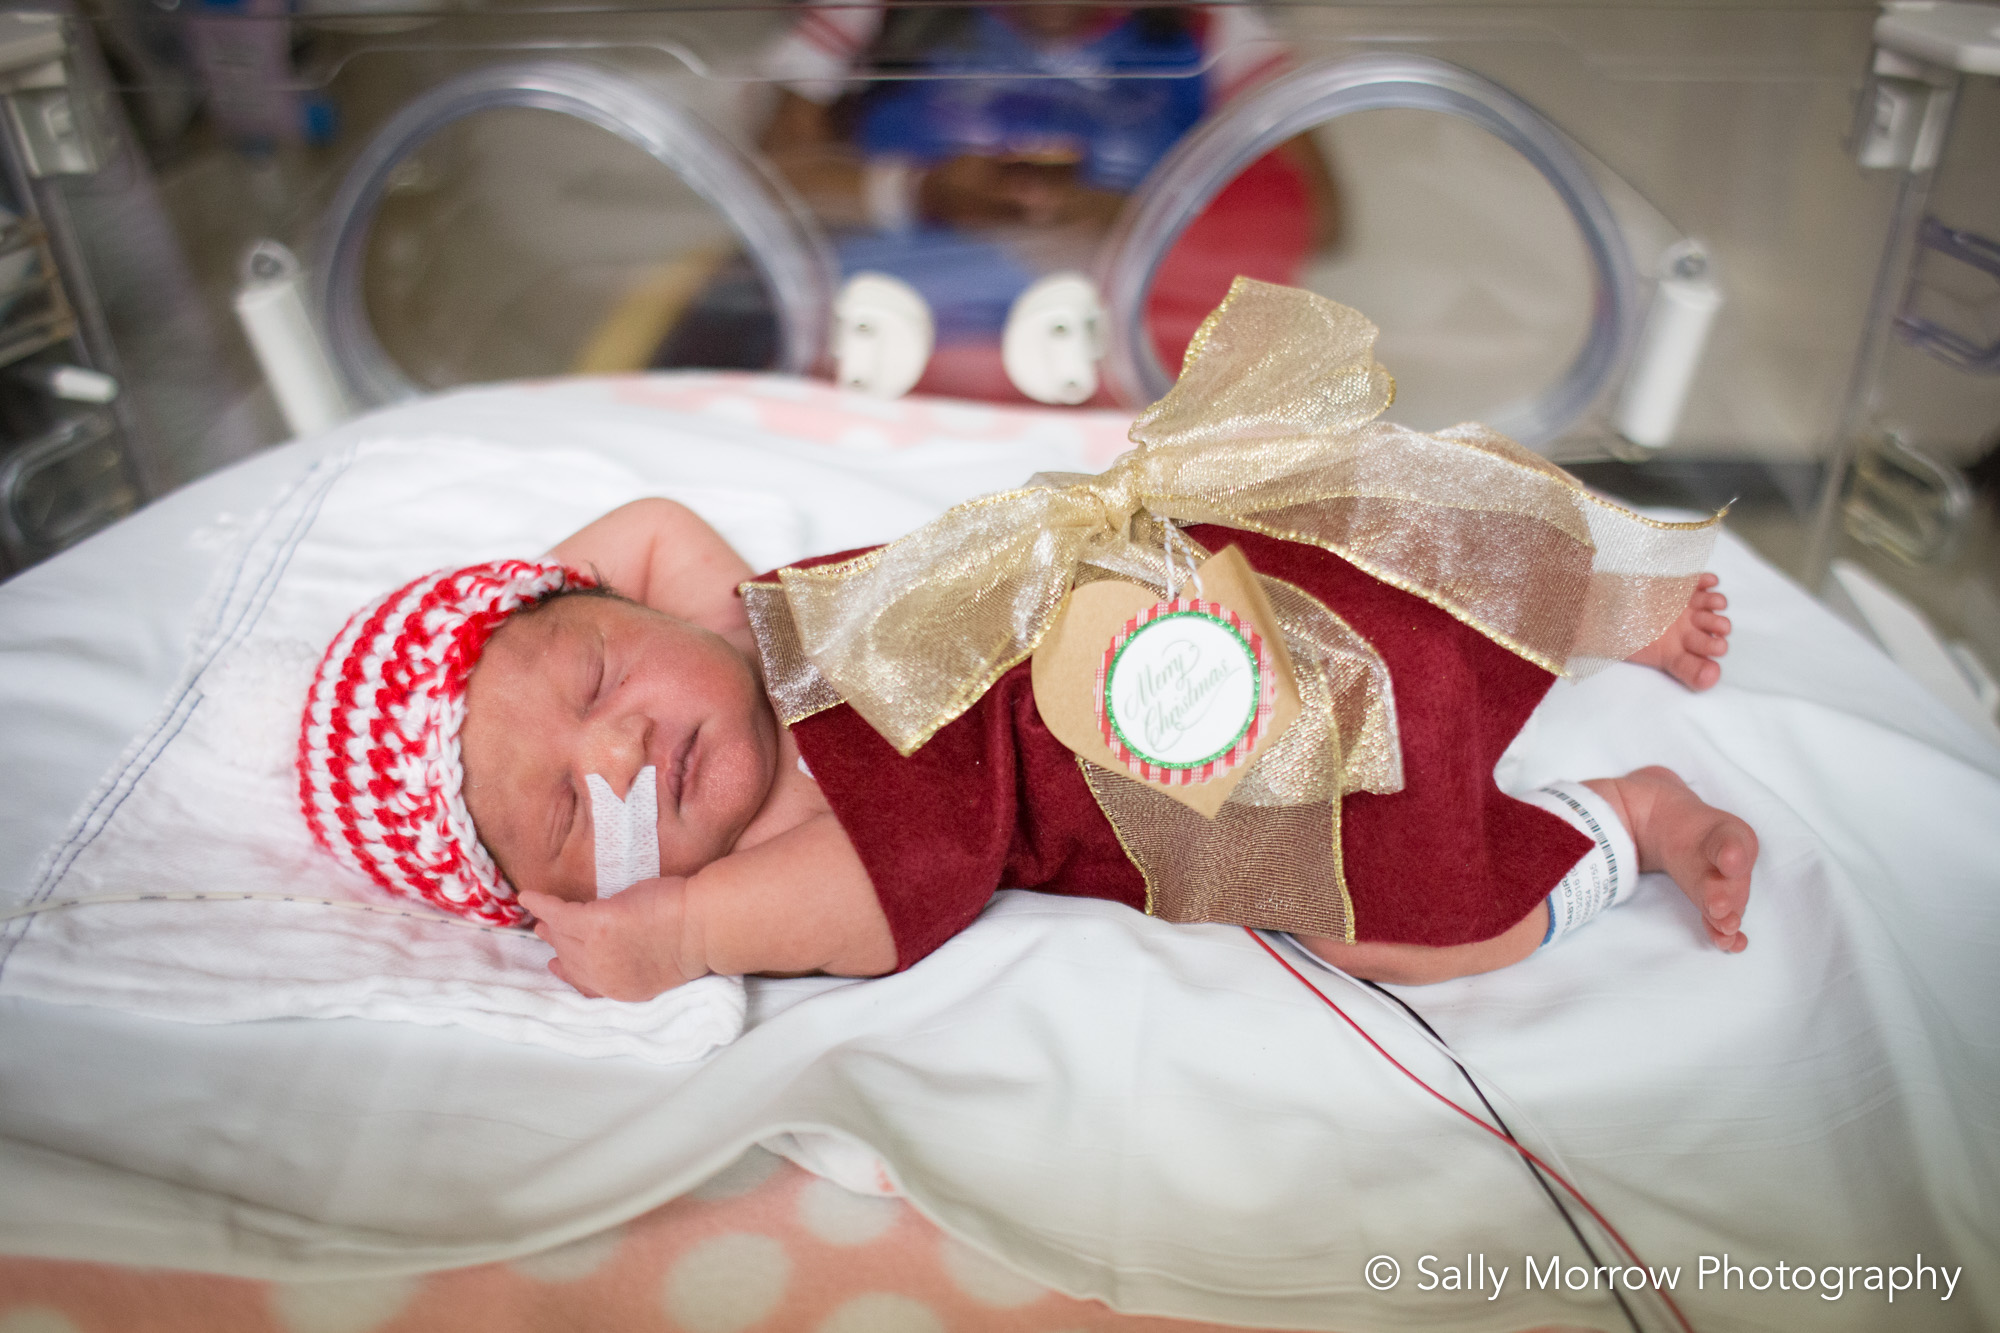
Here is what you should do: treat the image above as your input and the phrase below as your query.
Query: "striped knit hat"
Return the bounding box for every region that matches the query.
[296,558,596,925]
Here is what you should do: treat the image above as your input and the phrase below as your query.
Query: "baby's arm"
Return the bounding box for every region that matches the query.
[551,498,753,647]
[516,813,896,999]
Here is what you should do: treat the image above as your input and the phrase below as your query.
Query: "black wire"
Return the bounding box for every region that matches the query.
[1359,978,1647,1333]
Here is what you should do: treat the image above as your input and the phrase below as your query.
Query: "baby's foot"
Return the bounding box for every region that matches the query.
[1587,767,1756,952]
[1626,573,1731,690]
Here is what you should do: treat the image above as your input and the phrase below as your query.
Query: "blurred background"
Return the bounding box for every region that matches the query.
[0,0,1995,734]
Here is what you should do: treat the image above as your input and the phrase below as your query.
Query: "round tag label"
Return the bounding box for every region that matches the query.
[1097,597,1274,785]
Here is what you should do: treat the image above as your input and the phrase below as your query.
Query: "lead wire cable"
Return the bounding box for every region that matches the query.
[1252,930,1694,1333]
[1357,975,1646,1333]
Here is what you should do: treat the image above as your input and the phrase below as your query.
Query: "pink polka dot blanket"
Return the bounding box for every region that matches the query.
[3,375,1997,1333]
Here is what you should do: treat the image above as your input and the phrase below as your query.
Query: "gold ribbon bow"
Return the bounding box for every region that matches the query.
[746,278,1720,762]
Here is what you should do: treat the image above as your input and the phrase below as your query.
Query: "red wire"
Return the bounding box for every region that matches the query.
[1246,928,1698,1333]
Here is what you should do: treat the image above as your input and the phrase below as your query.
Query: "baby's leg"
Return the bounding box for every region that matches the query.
[1627,573,1731,690]
[1295,766,1756,984]
[1293,908,1549,987]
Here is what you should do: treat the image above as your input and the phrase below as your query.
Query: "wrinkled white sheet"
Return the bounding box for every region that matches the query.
[1,375,1996,1333]
[1,440,757,1061]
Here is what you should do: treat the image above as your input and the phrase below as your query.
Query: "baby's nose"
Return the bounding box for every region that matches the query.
[584,714,651,796]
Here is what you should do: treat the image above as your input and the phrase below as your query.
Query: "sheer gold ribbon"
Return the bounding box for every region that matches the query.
[745,278,1720,760]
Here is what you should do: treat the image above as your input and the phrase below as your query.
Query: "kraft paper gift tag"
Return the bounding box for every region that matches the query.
[1031,544,1300,818]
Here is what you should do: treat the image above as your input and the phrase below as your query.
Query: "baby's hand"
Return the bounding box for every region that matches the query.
[517,884,704,1001]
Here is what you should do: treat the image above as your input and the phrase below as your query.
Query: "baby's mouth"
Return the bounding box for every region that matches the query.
[666,728,698,813]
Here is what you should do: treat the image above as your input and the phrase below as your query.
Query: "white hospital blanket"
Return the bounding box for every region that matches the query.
[1,440,759,1062]
[1,375,1996,1333]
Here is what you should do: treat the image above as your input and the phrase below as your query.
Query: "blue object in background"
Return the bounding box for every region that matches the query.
[855,9,1207,193]
[836,229,1036,341]
[185,0,336,150]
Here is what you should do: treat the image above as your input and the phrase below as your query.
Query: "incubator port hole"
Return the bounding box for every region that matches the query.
[360,105,775,390]
[1290,108,1593,435]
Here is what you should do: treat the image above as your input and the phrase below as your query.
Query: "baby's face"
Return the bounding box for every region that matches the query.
[459,593,778,901]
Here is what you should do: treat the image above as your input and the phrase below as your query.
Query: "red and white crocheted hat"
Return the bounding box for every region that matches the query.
[296,558,596,926]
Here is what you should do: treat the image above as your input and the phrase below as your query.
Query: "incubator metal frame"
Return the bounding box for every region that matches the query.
[0,11,152,571]
[1801,8,1999,589]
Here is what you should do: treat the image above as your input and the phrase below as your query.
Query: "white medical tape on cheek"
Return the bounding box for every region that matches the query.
[585,766,661,897]
[1518,781,1639,948]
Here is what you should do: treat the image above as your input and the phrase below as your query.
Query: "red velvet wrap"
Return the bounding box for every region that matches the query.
[760,528,1589,971]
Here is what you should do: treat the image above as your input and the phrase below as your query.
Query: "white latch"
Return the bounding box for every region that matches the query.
[1001,272,1105,406]
[831,272,934,399]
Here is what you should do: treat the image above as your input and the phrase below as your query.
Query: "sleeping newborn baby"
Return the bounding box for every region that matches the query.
[297,284,1757,1002]
[297,499,1755,1003]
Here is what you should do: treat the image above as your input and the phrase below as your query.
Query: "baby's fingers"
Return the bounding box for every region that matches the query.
[548,956,603,999]
[516,889,569,921]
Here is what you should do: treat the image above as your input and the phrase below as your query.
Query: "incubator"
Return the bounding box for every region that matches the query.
[5,8,2000,1322]
[2,0,1997,732]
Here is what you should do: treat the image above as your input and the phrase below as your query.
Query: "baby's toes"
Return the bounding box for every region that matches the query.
[1701,824,1757,915]
[1711,821,1758,880]
[1704,920,1749,953]
[1683,625,1728,659]
[1674,652,1722,691]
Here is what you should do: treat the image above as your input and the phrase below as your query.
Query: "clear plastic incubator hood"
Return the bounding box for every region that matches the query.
[0,0,1996,730]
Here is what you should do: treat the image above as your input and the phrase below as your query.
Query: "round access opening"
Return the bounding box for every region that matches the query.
[1298,106,1596,434]
[318,61,832,407]
[1100,54,1636,447]
[359,106,771,391]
